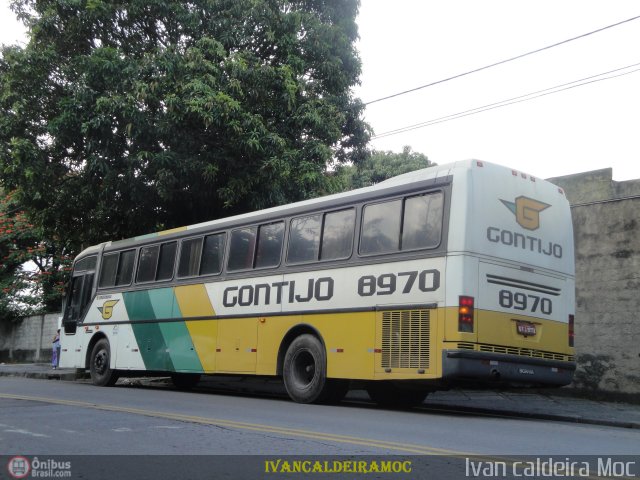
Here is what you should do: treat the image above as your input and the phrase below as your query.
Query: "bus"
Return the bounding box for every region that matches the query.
[59,160,576,405]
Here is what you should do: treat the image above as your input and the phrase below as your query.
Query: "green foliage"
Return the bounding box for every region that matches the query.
[0,190,72,322]
[0,0,370,255]
[335,146,433,191]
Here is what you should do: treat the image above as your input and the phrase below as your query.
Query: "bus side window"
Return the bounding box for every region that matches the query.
[99,253,118,288]
[227,227,257,271]
[320,209,355,260]
[200,233,225,275]
[360,200,402,255]
[287,215,321,264]
[115,250,135,286]
[156,242,177,280]
[255,222,284,268]
[137,245,160,283]
[98,250,135,288]
[178,238,203,278]
[402,192,444,250]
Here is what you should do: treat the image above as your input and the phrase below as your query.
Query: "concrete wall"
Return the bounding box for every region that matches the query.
[0,313,60,364]
[549,170,640,395]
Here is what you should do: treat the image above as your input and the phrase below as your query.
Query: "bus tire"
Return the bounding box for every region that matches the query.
[366,382,429,408]
[89,338,119,387]
[283,334,333,404]
[171,373,201,390]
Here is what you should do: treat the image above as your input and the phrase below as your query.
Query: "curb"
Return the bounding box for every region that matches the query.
[0,370,78,381]
[419,402,640,430]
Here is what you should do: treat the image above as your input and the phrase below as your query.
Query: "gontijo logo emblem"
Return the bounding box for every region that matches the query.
[500,196,550,231]
[98,300,119,320]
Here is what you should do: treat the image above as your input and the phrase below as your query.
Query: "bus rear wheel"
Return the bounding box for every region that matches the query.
[89,338,119,386]
[366,382,429,408]
[283,334,348,404]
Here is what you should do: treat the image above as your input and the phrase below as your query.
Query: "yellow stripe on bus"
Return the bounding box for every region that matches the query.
[175,284,218,371]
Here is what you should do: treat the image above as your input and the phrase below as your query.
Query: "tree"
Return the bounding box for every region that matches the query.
[0,0,370,257]
[0,189,71,322]
[335,146,433,191]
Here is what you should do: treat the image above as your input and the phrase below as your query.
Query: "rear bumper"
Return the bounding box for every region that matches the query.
[442,350,575,386]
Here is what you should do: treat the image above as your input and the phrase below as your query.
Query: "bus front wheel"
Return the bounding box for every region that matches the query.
[89,338,119,386]
[283,334,348,404]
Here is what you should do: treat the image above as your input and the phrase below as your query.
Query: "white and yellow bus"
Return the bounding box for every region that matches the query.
[60,160,575,405]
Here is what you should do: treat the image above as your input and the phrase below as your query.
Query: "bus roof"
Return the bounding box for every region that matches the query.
[75,160,560,258]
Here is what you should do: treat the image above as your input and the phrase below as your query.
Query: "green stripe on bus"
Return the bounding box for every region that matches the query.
[148,288,182,319]
[123,291,175,372]
[147,288,203,372]
[158,322,204,372]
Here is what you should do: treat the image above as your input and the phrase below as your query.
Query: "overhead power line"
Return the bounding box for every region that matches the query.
[363,14,640,107]
[371,62,640,140]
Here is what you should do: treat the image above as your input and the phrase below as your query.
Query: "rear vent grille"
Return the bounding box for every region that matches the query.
[458,343,573,362]
[382,309,430,369]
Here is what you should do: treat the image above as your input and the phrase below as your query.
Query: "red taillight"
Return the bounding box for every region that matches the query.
[458,296,474,332]
[568,314,575,347]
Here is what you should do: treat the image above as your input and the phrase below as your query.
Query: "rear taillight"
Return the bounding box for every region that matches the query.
[568,314,575,347]
[458,296,474,332]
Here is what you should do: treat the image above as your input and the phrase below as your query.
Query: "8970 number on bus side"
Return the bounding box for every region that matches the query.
[357,270,440,297]
[499,289,552,315]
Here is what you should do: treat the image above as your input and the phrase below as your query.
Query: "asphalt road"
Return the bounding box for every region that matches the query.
[1,377,639,478]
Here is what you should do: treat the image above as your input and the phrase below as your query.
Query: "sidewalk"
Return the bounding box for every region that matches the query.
[1,363,639,429]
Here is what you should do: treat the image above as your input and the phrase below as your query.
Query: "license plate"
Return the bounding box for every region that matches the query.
[516,321,536,336]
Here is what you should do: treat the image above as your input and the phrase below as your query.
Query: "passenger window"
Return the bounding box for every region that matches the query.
[227,227,257,271]
[136,245,159,283]
[360,200,402,255]
[200,233,225,275]
[178,238,203,278]
[287,215,321,264]
[156,242,177,280]
[402,192,443,250]
[255,222,284,268]
[320,209,355,260]
[115,250,135,286]
[99,253,118,288]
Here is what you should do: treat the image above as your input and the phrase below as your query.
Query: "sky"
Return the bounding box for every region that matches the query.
[0,1,638,181]
[355,1,640,181]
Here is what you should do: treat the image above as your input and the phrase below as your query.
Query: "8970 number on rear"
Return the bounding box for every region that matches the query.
[499,289,552,315]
